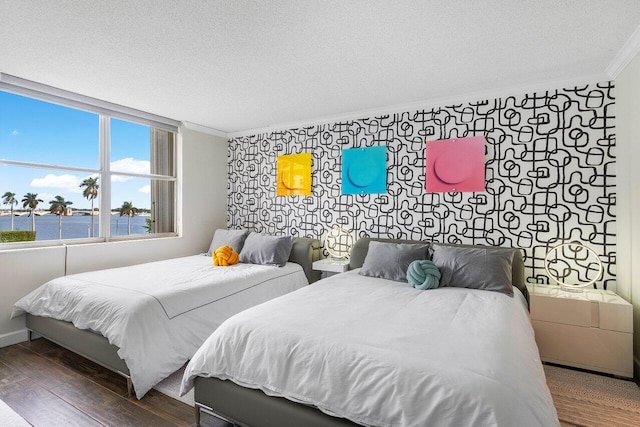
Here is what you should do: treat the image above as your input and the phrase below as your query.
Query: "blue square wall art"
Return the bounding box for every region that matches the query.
[341,146,387,195]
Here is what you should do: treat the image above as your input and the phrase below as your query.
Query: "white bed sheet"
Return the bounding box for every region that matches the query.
[182,269,559,427]
[12,256,307,398]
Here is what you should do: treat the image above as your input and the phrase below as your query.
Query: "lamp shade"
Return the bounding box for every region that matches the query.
[544,242,603,290]
[324,226,354,259]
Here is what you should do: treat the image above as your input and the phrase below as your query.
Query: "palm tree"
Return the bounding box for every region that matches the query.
[49,196,73,240]
[79,177,99,237]
[21,193,43,232]
[119,201,137,235]
[143,217,153,233]
[2,191,18,230]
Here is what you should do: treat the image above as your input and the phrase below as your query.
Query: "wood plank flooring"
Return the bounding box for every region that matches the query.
[4,337,637,426]
[0,338,232,427]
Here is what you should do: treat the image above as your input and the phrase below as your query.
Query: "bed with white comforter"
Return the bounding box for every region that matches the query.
[12,255,307,398]
[182,269,559,426]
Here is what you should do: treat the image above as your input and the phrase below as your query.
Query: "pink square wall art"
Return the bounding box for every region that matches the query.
[426,136,486,192]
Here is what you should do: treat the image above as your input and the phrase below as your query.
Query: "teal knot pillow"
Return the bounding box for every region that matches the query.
[407,260,441,290]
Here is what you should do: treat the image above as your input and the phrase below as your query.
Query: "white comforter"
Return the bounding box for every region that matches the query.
[182,269,559,427]
[12,255,307,398]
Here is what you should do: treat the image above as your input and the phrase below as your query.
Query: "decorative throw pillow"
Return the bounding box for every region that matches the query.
[431,244,515,296]
[407,259,441,290]
[206,229,250,256]
[239,232,294,267]
[213,245,239,266]
[359,241,430,282]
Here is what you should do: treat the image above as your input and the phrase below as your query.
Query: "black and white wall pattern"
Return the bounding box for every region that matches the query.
[228,82,616,289]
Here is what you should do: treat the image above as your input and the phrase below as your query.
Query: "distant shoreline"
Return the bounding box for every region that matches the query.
[0,211,152,216]
[0,214,149,240]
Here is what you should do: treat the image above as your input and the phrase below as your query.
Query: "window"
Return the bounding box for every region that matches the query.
[0,74,179,246]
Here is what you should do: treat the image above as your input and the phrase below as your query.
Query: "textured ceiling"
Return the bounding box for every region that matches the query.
[1,0,639,136]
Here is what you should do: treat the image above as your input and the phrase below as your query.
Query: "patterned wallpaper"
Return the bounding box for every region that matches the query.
[227,82,616,289]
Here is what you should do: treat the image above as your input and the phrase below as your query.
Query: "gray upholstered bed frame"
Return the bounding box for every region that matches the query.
[192,238,528,427]
[349,238,528,304]
[24,237,322,398]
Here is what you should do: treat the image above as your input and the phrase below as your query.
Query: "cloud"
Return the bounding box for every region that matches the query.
[37,192,57,203]
[11,130,19,136]
[138,185,151,194]
[30,174,82,193]
[111,158,150,181]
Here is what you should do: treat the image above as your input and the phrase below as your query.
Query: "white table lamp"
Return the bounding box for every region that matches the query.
[544,242,603,293]
[324,226,354,260]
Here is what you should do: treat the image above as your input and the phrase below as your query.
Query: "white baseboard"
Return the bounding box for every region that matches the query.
[0,329,28,348]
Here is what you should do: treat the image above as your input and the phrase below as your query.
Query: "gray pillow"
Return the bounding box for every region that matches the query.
[239,232,294,267]
[431,244,515,296]
[359,241,430,282]
[207,229,250,256]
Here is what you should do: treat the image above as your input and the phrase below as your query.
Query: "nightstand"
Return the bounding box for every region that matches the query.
[312,259,350,278]
[527,284,633,378]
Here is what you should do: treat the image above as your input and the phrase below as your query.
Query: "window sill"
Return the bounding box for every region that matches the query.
[0,233,180,252]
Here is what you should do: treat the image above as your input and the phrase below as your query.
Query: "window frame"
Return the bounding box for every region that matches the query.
[0,74,181,249]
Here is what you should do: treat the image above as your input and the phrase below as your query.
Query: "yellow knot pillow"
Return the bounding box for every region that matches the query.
[213,245,239,266]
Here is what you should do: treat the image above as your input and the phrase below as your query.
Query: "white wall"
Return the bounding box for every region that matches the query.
[0,126,228,347]
[615,49,640,376]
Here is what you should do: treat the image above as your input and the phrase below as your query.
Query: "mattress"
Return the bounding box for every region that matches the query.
[13,255,308,398]
[182,269,558,426]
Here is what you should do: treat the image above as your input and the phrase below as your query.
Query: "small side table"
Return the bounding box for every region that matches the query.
[312,259,350,279]
[527,284,633,378]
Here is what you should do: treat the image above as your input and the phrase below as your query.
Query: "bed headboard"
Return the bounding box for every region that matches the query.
[349,237,528,304]
[289,237,323,284]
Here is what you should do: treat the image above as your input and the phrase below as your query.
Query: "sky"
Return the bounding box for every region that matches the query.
[0,90,153,210]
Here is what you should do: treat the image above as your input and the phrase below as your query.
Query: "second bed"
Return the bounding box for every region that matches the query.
[181,238,558,426]
[12,232,321,399]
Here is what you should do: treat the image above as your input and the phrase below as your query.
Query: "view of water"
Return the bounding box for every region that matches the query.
[0,213,149,240]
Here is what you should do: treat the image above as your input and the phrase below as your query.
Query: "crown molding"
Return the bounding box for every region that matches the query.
[181,121,228,138]
[606,24,640,79]
[226,74,610,139]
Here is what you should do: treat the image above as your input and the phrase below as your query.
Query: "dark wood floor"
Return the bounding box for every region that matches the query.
[0,338,232,427]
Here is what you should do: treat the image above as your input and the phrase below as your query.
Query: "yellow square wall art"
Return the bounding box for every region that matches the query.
[277,153,312,196]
